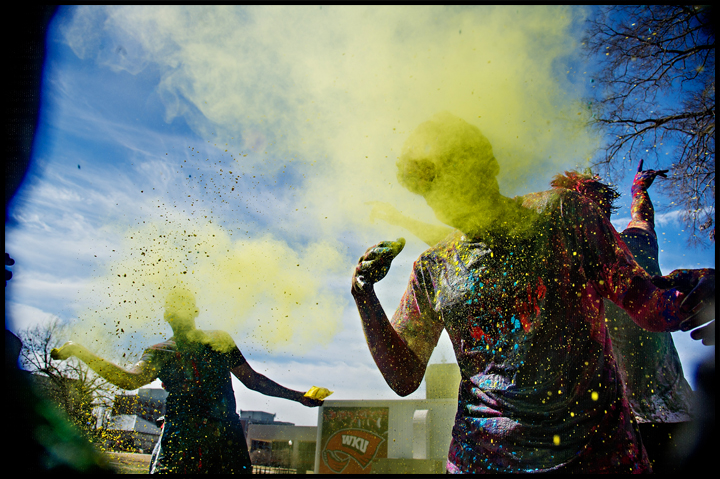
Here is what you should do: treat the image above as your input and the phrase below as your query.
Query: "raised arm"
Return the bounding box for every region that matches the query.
[626,159,668,235]
[567,190,715,342]
[51,341,158,390]
[351,238,427,396]
[231,362,322,407]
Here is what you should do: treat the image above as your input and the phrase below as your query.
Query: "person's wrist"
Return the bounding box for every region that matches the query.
[351,278,373,297]
[631,184,647,196]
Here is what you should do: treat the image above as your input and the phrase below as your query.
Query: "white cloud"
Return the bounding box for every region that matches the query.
[6,302,64,335]
[654,209,684,227]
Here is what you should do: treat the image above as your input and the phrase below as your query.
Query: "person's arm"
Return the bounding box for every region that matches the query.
[626,159,668,235]
[649,269,716,345]
[617,268,715,345]
[230,362,322,407]
[351,238,428,397]
[368,202,453,246]
[570,192,715,341]
[51,341,158,390]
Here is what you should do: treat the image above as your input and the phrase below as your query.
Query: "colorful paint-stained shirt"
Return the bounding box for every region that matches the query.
[605,229,694,423]
[141,330,247,421]
[391,189,683,473]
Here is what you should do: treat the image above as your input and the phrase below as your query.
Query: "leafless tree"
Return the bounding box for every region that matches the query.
[584,5,714,244]
[18,320,118,435]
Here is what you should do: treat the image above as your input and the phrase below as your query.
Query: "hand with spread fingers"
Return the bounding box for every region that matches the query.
[651,268,716,345]
[352,238,406,293]
[632,159,669,195]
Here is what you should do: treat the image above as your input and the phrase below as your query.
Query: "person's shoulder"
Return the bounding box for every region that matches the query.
[522,188,598,217]
[146,338,176,352]
[418,230,463,261]
[202,329,233,340]
[202,330,238,354]
[141,338,176,362]
[519,189,568,213]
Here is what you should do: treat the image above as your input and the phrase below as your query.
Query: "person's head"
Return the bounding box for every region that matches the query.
[396,112,501,230]
[164,287,199,332]
[550,171,619,219]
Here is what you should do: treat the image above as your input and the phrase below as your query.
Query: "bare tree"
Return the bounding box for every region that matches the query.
[18,320,117,436]
[584,5,714,244]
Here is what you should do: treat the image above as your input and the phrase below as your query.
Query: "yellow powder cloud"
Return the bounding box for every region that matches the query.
[62,6,598,358]
[72,216,348,358]
[64,6,596,222]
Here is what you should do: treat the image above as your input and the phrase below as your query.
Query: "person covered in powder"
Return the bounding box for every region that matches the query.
[372,162,703,469]
[352,112,715,473]
[51,287,323,474]
[549,163,702,471]
[371,160,714,472]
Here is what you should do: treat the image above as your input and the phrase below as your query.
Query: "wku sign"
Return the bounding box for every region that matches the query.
[319,407,388,474]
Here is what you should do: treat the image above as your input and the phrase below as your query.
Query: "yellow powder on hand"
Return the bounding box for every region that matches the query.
[304,386,334,401]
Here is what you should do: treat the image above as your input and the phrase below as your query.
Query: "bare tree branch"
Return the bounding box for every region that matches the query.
[584,5,715,245]
[18,320,118,436]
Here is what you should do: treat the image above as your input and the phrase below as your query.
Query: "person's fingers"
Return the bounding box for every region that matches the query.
[357,244,390,263]
[359,260,381,271]
[633,166,669,188]
[299,390,325,406]
[362,239,405,261]
[354,239,405,288]
[690,321,715,346]
[645,169,668,182]
[650,274,672,289]
[637,159,644,172]
[650,270,698,293]
[679,296,715,332]
[364,246,395,261]
[51,345,70,360]
[679,275,715,313]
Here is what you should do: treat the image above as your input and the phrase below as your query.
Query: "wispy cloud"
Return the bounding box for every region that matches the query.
[7,300,72,333]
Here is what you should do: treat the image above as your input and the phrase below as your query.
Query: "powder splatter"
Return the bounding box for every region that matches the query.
[71,216,349,359]
[60,5,598,246]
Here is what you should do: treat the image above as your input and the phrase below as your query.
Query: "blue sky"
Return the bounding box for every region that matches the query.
[6,6,714,426]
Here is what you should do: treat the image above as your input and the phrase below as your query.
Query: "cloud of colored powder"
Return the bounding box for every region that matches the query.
[71,214,348,356]
[60,5,598,357]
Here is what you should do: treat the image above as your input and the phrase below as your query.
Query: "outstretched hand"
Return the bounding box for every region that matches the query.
[352,238,406,293]
[651,268,715,345]
[298,396,324,407]
[51,341,80,361]
[632,159,669,194]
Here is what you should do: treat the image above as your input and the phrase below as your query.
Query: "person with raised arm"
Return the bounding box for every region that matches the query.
[52,287,324,474]
[352,112,714,473]
[550,162,701,472]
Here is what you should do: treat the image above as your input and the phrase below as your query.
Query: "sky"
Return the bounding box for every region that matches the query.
[5,6,714,427]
